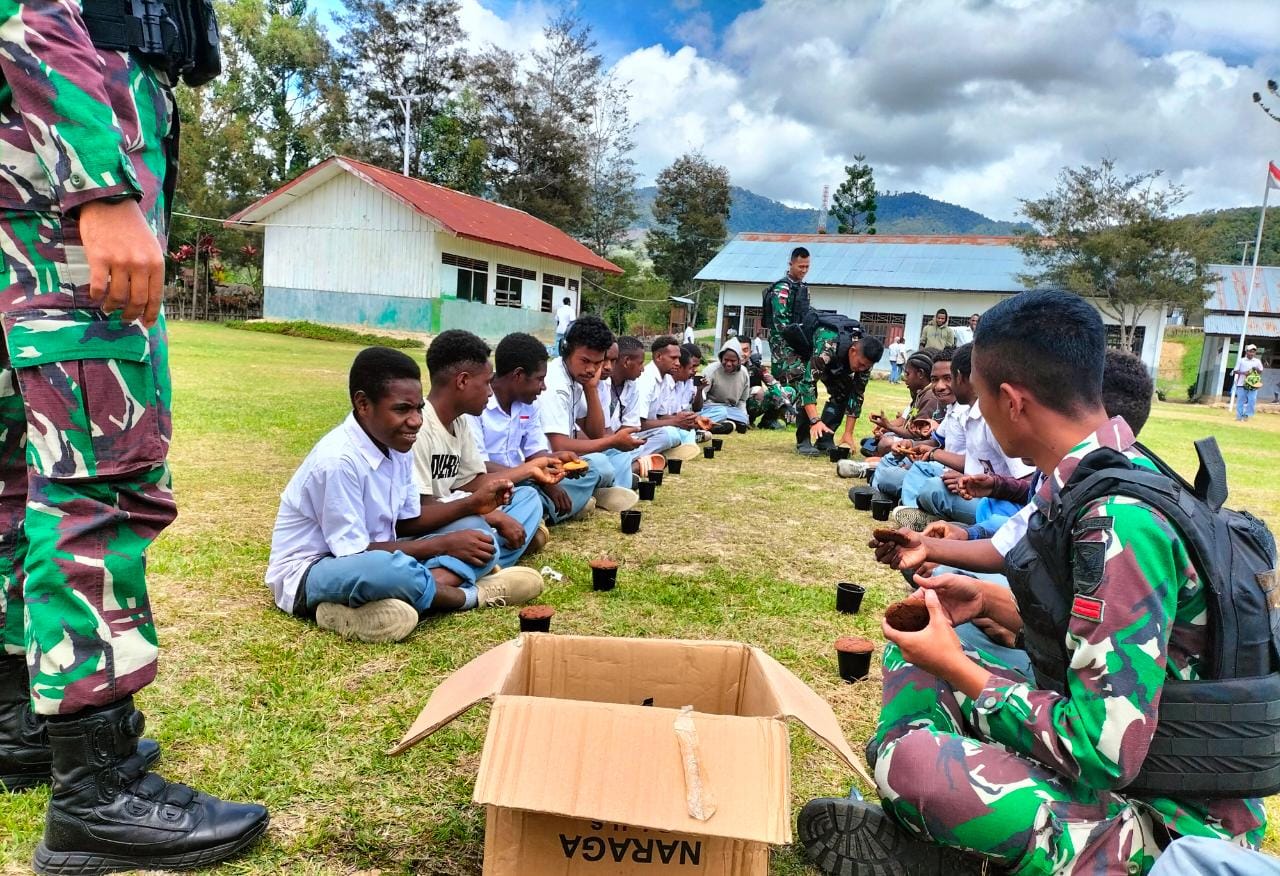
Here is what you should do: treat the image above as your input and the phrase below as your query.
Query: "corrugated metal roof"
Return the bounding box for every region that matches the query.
[1204,264,1280,314]
[1203,313,1280,338]
[694,233,1028,291]
[227,156,622,275]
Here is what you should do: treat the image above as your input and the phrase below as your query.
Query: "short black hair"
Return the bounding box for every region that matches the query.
[426,329,491,384]
[618,336,645,358]
[680,342,702,362]
[1103,349,1154,436]
[951,343,973,379]
[494,332,548,378]
[651,335,679,354]
[974,289,1104,415]
[856,335,884,362]
[563,314,614,355]
[790,246,809,261]
[932,346,953,364]
[349,347,420,403]
[935,308,949,317]
[562,296,570,305]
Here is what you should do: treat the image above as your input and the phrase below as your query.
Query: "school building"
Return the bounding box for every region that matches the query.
[1194,263,1280,400]
[694,233,1169,373]
[227,156,622,340]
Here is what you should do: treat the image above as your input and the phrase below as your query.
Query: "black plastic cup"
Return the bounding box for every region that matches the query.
[703,447,715,459]
[667,459,683,475]
[836,582,866,614]
[637,480,656,501]
[620,510,642,534]
[829,446,851,463]
[519,611,553,632]
[648,470,664,486]
[837,648,872,683]
[851,487,874,511]
[591,564,618,591]
[711,438,724,451]
[871,498,893,521]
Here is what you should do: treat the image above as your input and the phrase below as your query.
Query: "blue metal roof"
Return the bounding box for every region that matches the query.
[1203,313,1280,338]
[694,233,1030,292]
[1204,264,1280,315]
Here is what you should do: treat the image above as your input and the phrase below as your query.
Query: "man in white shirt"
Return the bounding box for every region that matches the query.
[634,335,702,461]
[887,336,908,383]
[683,323,695,345]
[871,350,956,502]
[266,347,540,644]
[554,296,575,350]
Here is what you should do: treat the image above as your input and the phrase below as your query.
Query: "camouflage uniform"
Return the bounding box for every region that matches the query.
[0,4,175,715]
[798,325,870,424]
[764,275,806,387]
[869,418,1266,873]
[743,353,794,425]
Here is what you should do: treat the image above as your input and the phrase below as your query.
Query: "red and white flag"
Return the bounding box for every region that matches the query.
[1270,161,1280,190]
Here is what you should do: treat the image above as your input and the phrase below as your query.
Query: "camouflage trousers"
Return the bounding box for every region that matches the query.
[868,643,1162,875]
[746,383,795,423]
[0,208,174,716]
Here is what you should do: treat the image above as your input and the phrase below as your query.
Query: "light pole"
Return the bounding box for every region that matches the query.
[390,93,429,177]
[1238,239,1254,266]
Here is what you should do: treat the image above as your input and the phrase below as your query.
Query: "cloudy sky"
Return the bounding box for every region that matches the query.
[315,0,1280,222]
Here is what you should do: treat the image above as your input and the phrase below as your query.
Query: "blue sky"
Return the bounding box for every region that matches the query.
[305,0,1280,220]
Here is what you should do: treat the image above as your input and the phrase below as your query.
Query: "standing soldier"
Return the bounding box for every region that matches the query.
[763,246,817,454]
[0,2,268,873]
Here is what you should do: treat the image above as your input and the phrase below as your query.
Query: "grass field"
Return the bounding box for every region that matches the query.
[2,321,1278,874]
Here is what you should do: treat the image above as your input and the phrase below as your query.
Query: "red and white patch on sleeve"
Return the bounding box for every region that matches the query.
[1071,594,1105,623]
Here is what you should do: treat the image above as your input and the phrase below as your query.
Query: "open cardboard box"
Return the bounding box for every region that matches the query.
[392,634,870,874]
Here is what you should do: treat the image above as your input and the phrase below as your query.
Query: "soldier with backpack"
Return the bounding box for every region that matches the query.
[799,289,1273,875]
[786,311,883,455]
[762,247,814,451]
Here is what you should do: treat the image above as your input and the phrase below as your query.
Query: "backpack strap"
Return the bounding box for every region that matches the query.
[1194,437,1229,512]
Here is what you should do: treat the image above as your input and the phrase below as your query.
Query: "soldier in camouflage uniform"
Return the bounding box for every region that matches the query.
[763,246,816,452]
[799,290,1264,875]
[743,350,795,429]
[0,2,267,873]
[795,324,881,452]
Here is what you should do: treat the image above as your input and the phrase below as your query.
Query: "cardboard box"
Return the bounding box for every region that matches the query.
[392,634,869,874]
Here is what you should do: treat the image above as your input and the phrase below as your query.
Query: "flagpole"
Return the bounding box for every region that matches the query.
[1229,167,1272,412]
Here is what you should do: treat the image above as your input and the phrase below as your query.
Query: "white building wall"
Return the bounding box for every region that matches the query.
[716,284,1167,373]
[262,172,439,299]
[431,235,584,314]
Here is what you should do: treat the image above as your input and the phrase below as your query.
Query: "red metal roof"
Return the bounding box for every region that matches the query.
[227,156,622,274]
[737,232,1018,246]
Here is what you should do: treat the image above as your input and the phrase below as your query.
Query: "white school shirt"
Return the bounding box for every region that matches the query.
[539,356,589,438]
[555,304,575,333]
[265,413,419,613]
[992,504,1035,557]
[411,402,488,499]
[600,377,639,431]
[663,377,694,415]
[932,402,970,456]
[469,394,551,468]
[634,361,666,421]
[962,401,1037,478]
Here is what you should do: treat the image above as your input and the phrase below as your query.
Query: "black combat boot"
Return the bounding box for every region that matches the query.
[1,655,159,793]
[32,697,268,875]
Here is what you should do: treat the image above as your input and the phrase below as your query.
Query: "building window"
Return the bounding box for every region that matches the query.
[568,278,579,293]
[1105,325,1146,355]
[919,312,973,330]
[861,311,907,345]
[743,306,763,336]
[496,264,537,309]
[542,273,567,314]
[442,253,488,303]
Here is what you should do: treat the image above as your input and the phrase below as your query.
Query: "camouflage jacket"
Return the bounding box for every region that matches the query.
[975,417,1265,844]
[0,1,167,212]
[796,324,869,416]
[765,275,807,360]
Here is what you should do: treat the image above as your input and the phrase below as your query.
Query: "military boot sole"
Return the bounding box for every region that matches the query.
[797,797,986,876]
[2,739,159,794]
[32,815,268,875]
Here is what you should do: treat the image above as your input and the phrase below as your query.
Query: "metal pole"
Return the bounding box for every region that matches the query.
[1238,239,1253,266]
[1229,173,1271,412]
[390,93,429,177]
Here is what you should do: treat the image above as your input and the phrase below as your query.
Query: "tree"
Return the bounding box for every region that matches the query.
[831,155,877,234]
[417,93,488,195]
[647,153,731,325]
[1015,159,1212,349]
[581,74,638,255]
[337,0,466,173]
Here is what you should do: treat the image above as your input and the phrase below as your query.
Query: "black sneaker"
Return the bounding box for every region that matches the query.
[796,442,822,457]
[797,796,989,876]
[710,421,735,435]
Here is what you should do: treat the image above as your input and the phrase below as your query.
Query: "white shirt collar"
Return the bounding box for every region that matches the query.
[343,412,387,471]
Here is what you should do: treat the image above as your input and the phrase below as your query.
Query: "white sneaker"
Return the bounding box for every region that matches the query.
[569,497,597,521]
[836,460,869,479]
[665,444,701,462]
[892,506,942,532]
[594,486,639,512]
[475,567,545,608]
[314,599,419,644]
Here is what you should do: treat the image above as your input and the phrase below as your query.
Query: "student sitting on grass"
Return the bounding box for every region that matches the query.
[674,342,707,417]
[634,335,701,461]
[538,317,645,504]
[864,350,942,457]
[476,330,637,523]
[801,290,1265,876]
[700,338,751,433]
[868,349,957,503]
[595,336,655,481]
[266,347,543,645]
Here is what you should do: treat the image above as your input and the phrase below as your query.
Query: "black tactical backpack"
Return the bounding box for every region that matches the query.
[760,278,810,334]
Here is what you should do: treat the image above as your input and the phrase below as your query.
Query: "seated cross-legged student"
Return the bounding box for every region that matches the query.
[538,317,642,511]
[266,347,538,645]
[412,331,553,602]
[865,350,941,457]
[634,335,701,461]
[596,336,653,484]
[870,349,957,503]
[701,338,751,433]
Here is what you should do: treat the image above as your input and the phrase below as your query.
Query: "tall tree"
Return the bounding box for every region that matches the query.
[337,0,466,174]
[647,153,731,323]
[417,93,488,196]
[831,155,877,234]
[581,74,638,255]
[1015,159,1212,349]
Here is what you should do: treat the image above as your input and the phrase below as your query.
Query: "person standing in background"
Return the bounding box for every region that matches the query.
[1233,343,1264,422]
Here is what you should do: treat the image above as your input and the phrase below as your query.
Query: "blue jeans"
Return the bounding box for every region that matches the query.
[599,447,637,488]
[1237,387,1258,419]
[870,452,913,500]
[542,456,604,522]
[1150,837,1280,875]
[915,475,982,524]
[889,362,902,383]
[899,460,946,508]
[637,425,692,457]
[702,403,748,424]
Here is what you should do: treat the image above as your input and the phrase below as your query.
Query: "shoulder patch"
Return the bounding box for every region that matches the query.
[1071,594,1105,623]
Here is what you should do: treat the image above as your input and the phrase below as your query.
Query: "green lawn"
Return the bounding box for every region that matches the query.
[1,322,1278,874]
